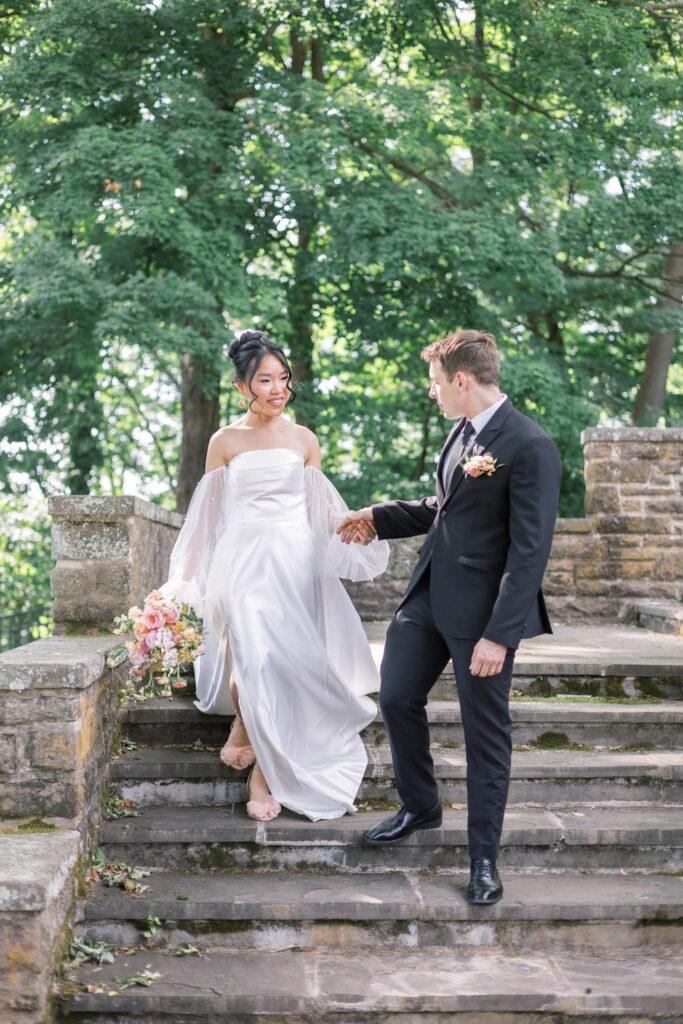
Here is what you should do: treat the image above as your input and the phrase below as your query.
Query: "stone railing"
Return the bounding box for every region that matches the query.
[46,427,683,633]
[544,428,683,622]
[349,427,683,623]
[0,634,126,1023]
[49,495,182,634]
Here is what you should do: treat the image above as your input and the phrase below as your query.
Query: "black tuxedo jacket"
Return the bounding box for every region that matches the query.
[371,398,562,649]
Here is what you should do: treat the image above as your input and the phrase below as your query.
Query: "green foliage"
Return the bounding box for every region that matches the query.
[1,0,681,556]
[0,495,53,633]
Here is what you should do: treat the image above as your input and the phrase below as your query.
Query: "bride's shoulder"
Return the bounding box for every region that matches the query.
[205,424,245,471]
[291,424,321,467]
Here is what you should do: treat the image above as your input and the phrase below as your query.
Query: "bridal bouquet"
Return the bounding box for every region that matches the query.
[111,591,205,698]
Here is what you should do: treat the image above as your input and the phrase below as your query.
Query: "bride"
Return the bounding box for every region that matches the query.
[160,330,389,822]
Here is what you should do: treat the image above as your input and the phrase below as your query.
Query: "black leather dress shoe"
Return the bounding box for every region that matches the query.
[364,802,442,845]
[467,857,503,905]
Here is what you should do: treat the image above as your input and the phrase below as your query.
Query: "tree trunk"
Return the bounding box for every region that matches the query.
[176,352,221,513]
[633,241,683,425]
[287,199,317,431]
[284,32,324,432]
[468,1,485,170]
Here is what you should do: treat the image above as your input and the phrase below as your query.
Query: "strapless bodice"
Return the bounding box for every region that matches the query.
[223,447,307,525]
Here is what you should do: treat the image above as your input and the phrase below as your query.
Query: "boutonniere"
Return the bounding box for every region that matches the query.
[461,444,504,478]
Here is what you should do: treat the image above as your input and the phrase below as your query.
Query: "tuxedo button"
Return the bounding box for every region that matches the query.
[440,510,448,517]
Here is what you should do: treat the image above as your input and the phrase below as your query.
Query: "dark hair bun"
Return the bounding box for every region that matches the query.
[228,329,297,407]
[228,330,267,362]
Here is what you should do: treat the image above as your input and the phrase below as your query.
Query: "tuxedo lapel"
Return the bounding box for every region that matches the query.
[442,398,514,508]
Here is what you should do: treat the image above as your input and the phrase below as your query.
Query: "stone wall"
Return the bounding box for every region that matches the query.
[347,427,683,623]
[0,831,80,1024]
[49,495,183,634]
[0,635,125,1023]
[0,635,126,831]
[544,428,683,623]
[47,428,682,632]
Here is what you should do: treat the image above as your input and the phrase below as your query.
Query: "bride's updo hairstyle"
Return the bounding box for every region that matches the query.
[228,330,297,411]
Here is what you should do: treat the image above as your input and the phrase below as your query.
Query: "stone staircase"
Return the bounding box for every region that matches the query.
[61,623,683,1021]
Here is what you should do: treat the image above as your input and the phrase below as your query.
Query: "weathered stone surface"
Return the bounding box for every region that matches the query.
[65,946,683,1016]
[634,602,683,636]
[77,868,683,956]
[0,830,80,1024]
[47,494,183,526]
[50,497,182,632]
[0,831,80,912]
[99,802,683,873]
[0,636,120,692]
[0,637,124,830]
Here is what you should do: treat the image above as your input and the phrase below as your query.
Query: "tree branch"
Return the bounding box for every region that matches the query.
[350,135,464,208]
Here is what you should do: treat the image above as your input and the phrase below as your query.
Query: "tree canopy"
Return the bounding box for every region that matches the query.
[1,0,681,534]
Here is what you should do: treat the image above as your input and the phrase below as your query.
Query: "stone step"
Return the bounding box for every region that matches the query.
[98,804,683,872]
[62,946,683,1020]
[77,869,683,953]
[111,745,683,806]
[364,621,683,700]
[634,601,683,636]
[122,694,683,749]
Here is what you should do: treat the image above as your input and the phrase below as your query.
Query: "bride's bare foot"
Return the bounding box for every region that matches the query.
[246,763,281,821]
[219,714,255,769]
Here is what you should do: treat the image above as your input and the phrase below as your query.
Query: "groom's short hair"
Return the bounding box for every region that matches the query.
[421,330,500,386]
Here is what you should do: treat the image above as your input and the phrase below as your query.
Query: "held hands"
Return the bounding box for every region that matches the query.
[336,507,377,545]
[470,637,508,677]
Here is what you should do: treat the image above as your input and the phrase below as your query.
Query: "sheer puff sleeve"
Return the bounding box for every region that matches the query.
[305,466,389,581]
[158,466,230,616]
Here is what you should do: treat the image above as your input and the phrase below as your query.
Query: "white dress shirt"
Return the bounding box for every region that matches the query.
[442,393,508,489]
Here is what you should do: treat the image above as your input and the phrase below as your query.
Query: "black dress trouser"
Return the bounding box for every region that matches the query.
[379,569,514,862]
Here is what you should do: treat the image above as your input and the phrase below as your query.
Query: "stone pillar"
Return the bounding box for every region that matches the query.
[545,427,683,622]
[0,635,127,830]
[49,496,183,634]
[0,831,80,1024]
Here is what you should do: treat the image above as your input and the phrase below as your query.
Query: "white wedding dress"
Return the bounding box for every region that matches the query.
[160,447,389,821]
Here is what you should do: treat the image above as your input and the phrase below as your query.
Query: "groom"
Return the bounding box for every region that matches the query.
[338,330,561,905]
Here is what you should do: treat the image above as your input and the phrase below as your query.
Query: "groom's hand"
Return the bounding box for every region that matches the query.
[470,638,508,677]
[337,508,377,545]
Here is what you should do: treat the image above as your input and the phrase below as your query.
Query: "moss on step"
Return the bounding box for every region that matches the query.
[510,694,663,704]
[514,732,593,752]
[17,816,58,833]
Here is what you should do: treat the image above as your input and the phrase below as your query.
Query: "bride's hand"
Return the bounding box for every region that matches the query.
[337,508,377,545]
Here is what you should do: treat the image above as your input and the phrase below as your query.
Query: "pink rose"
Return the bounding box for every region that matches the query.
[163,603,180,625]
[466,465,483,478]
[143,607,165,630]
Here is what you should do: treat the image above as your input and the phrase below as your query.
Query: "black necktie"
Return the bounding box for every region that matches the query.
[444,419,476,490]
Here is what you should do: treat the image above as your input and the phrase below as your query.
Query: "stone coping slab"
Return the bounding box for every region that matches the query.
[111,744,683,780]
[48,494,184,527]
[125,694,683,725]
[582,426,683,442]
[364,622,683,676]
[0,635,121,692]
[0,829,80,911]
[98,803,683,848]
[635,601,683,621]
[84,869,683,923]
[66,947,683,1016]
